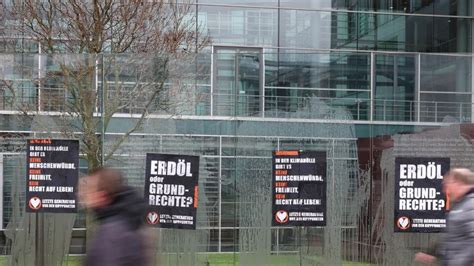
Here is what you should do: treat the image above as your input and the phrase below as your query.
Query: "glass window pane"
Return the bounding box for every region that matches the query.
[265,52,370,120]
[420,55,472,93]
[374,54,416,121]
[279,10,333,50]
[331,13,471,53]
[198,6,278,47]
[280,0,334,10]
[198,0,278,7]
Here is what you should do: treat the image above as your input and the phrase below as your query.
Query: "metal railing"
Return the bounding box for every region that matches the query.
[0,89,472,123]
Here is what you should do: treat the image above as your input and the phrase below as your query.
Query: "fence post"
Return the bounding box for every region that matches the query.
[383,100,386,121]
[357,101,360,120]
[435,102,438,122]
[276,96,279,117]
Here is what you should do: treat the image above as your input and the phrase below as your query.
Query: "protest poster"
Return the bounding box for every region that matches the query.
[272,150,326,227]
[26,139,79,213]
[394,157,450,233]
[145,153,199,229]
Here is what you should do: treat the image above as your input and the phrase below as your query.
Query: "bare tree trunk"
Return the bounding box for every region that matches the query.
[84,54,102,249]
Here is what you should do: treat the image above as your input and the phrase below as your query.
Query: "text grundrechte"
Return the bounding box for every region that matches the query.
[398,163,445,211]
[148,159,194,208]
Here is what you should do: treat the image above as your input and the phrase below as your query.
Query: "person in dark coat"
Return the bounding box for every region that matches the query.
[80,167,148,266]
[440,168,474,266]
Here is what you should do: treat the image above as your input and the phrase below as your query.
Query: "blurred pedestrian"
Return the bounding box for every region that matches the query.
[80,167,148,266]
[440,168,474,266]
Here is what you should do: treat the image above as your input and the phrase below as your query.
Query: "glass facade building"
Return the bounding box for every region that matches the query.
[1,0,474,265]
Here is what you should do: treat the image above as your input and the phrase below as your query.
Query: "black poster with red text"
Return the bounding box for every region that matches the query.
[272,150,326,227]
[394,157,450,233]
[145,153,199,229]
[26,139,79,213]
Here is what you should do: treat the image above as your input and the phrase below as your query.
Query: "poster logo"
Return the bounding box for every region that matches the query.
[275,210,289,224]
[29,197,42,210]
[146,212,159,225]
[397,216,411,230]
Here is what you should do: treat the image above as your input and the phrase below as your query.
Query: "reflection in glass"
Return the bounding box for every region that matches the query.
[280,0,472,16]
[420,55,472,122]
[198,0,278,7]
[330,13,471,52]
[198,5,277,47]
[265,52,370,120]
[213,48,263,116]
[374,54,416,121]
